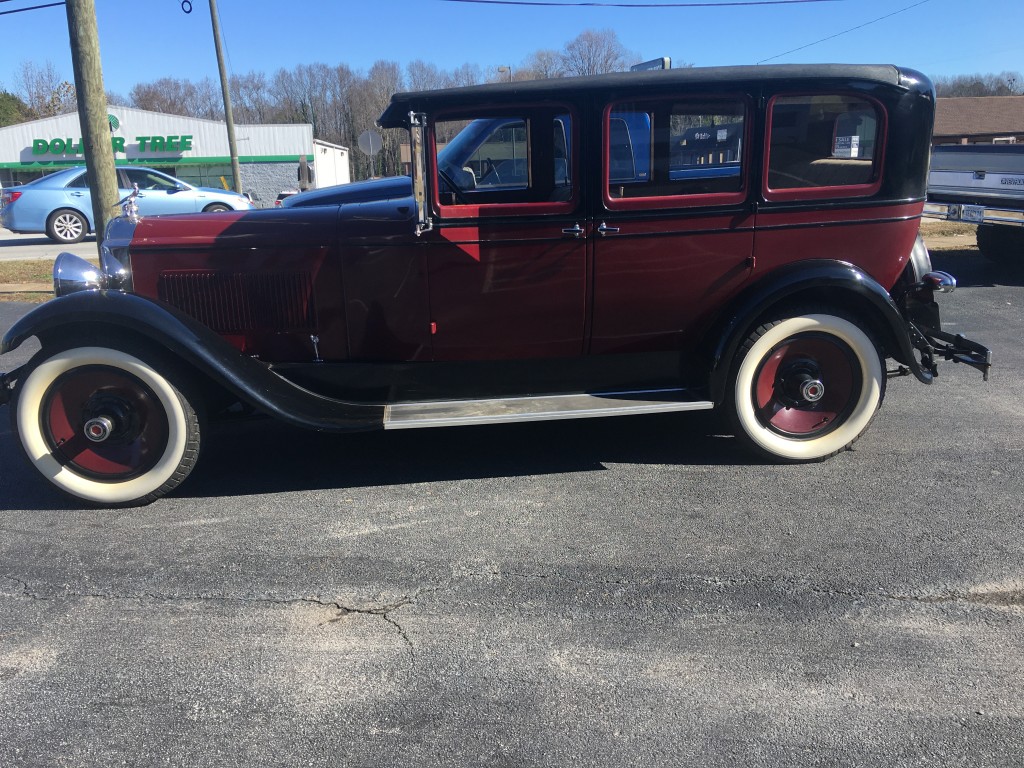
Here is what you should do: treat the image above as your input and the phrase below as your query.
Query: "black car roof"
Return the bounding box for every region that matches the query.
[378,63,924,127]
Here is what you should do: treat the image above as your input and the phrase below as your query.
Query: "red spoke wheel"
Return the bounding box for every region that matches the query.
[729,313,884,462]
[12,345,201,506]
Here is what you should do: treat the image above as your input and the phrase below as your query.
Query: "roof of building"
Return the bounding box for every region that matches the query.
[934,96,1024,139]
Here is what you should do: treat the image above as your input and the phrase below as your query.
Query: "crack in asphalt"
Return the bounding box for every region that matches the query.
[3,569,1022,642]
[0,574,424,658]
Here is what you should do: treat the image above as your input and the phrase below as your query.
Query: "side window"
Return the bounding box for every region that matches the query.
[66,172,90,189]
[766,95,882,194]
[606,98,746,206]
[125,168,178,191]
[434,109,575,214]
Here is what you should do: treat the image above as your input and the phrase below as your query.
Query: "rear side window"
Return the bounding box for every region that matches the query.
[605,98,747,209]
[766,94,883,198]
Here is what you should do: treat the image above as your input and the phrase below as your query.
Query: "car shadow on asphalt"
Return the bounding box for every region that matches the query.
[0,410,754,510]
[179,411,752,501]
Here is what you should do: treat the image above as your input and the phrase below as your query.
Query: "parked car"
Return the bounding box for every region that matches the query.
[0,165,254,244]
[274,189,300,206]
[0,64,992,506]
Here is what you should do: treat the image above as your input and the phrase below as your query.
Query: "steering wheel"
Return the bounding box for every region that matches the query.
[484,157,502,184]
[437,167,470,204]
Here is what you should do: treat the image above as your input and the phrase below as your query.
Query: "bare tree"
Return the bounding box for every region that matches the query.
[348,60,404,179]
[520,49,565,80]
[560,29,633,77]
[15,61,77,117]
[934,71,1023,97]
[130,77,221,118]
[406,60,446,92]
[230,71,273,124]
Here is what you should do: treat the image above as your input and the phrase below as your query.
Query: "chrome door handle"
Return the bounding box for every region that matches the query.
[561,223,584,238]
[597,222,620,236]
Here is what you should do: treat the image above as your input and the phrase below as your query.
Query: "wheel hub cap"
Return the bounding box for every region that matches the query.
[83,416,114,443]
[800,378,825,403]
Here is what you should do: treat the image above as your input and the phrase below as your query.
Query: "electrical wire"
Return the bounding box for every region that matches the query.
[0,1,64,15]
[756,0,933,64]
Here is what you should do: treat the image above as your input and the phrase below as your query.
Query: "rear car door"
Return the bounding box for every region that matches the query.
[590,95,755,355]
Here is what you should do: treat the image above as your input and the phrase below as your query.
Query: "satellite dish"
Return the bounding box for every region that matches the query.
[358,129,384,157]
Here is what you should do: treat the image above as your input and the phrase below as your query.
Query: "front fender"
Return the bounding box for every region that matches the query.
[1,291,384,432]
[705,259,932,405]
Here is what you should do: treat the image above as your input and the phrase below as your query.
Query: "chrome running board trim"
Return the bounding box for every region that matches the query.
[383,388,713,430]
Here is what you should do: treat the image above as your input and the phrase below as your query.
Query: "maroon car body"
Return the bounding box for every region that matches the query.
[0,64,991,506]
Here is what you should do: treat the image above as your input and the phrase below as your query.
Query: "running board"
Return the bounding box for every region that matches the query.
[383,389,713,430]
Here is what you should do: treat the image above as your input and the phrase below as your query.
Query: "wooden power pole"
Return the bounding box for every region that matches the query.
[209,0,242,194]
[65,0,119,255]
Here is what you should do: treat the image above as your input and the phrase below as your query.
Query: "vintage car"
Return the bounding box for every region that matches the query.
[0,64,992,506]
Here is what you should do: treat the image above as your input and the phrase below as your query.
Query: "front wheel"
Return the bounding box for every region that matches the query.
[727,312,885,462]
[203,203,231,213]
[11,345,202,506]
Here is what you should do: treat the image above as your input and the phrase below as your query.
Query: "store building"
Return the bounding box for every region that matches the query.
[0,106,349,207]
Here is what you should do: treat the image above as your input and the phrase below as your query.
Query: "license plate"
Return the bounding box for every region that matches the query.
[960,204,985,223]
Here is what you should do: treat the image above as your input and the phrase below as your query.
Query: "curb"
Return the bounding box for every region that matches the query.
[0,283,51,293]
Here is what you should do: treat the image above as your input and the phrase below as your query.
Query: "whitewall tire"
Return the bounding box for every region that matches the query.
[728,313,885,462]
[12,346,201,506]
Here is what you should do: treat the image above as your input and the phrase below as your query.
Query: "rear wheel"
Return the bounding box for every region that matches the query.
[46,209,88,244]
[727,312,885,462]
[976,224,1023,265]
[11,345,201,506]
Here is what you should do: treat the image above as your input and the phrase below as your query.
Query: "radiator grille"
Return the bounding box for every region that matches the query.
[158,271,317,333]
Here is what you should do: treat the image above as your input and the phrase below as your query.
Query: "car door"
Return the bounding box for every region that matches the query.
[590,96,755,356]
[61,169,93,220]
[421,107,586,361]
[122,168,199,216]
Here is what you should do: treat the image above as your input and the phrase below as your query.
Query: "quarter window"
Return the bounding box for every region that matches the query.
[605,98,746,206]
[766,95,882,194]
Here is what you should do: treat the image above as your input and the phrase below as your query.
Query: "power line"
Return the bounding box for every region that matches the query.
[440,0,842,7]
[757,0,932,64]
[0,1,64,14]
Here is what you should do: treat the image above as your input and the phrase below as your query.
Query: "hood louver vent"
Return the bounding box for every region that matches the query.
[158,271,317,334]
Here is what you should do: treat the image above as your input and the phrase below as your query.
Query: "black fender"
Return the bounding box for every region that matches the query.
[704,259,932,406]
[1,290,384,432]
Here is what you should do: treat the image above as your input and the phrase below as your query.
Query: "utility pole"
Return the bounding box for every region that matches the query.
[209,0,242,194]
[65,0,118,255]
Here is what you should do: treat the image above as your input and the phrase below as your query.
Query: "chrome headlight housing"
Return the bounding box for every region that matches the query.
[53,216,136,297]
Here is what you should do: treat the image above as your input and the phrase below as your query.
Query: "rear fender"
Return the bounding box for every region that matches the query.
[1,291,383,432]
[704,259,932,405]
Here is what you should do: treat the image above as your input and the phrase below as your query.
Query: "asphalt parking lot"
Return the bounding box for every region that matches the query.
[0,238,1022,766]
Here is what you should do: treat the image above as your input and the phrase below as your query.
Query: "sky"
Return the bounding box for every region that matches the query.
[0,0,1021,98]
